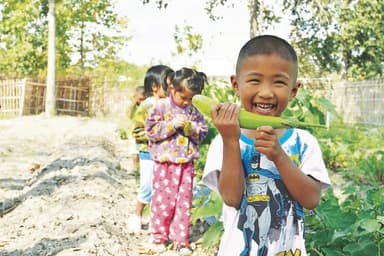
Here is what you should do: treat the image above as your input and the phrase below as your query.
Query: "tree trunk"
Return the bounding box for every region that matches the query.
[248,0,257,38]
[339,51,348,80]
[45,0,56,116]
[248,0,265,38]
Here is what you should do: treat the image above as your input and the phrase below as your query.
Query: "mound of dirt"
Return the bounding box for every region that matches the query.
[0,115,216,256]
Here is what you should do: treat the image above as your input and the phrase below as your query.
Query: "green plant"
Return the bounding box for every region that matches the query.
[115,117,133,140]
[191,82,229,249]
[356,150,384,185]
[306,186,384,255]
[304,122,384,255]
[283,87,339,127]
[191,183,223,248]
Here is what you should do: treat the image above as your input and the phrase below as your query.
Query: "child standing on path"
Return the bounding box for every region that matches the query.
[128,65,174,233]
[127,86,146,119]
[127,86,146,174]
[145,67,208,254]
[202,35,331,256]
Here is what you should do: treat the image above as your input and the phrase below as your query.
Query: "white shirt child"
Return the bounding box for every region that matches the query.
[203,128,331,256]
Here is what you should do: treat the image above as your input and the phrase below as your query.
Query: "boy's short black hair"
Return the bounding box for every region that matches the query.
[236,35,298,79]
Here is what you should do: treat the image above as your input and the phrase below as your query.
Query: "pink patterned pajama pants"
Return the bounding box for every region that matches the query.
[150,161,194,245]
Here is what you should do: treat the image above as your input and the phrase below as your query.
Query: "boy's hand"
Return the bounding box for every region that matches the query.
[254,126,285,162]
[211,103,241,141]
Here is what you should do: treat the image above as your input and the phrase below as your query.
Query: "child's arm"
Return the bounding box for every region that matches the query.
[185,109,208,145]
[130,105,148,143]
[145,104,179,142]
[211,103,244,208]
[255,126,322,209]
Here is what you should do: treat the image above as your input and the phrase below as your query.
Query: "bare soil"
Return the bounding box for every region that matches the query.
[0,115,215,256]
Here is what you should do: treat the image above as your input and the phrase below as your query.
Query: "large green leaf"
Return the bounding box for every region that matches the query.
[343,236,378,255]
[192,190,223,223]
[359,219,382,233]
[201,221,223,248]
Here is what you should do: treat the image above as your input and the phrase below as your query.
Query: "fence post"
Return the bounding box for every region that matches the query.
[19,79,27,116]
[326,111,332,128]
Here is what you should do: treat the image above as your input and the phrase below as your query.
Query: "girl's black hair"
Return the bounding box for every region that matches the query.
[143,65,174,97]
[160,68,175,95]
[171,67,207,94]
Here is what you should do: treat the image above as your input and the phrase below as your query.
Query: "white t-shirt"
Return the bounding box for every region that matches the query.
[203,128,331,256]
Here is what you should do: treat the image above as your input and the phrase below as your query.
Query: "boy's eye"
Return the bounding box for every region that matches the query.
[274,80,288,86]
[248,79,260,84]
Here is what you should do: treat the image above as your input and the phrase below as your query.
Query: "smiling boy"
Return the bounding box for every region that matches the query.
[203,35,331,256]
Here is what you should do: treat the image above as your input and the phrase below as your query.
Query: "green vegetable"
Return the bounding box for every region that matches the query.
[192,95,325,129]
[183,121,192,136]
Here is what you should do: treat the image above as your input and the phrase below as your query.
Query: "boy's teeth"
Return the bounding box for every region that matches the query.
[256,104,273,109]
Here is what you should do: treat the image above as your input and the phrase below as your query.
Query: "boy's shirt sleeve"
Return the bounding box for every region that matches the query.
[131,98,155,143]
[202,134,223,193]
[132,100,151,126]
[299,130,332,189]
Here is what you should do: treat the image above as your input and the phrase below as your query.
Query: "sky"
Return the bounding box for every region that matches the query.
[115,1,289,76]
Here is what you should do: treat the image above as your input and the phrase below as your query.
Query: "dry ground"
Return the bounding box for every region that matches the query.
[0,115,216,256]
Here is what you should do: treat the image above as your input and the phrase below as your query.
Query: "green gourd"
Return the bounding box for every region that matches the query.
[192,95,325,129]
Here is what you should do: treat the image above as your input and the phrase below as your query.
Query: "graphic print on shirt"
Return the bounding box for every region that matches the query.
[237,134,304,256]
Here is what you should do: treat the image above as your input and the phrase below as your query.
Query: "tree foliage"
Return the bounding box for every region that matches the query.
[173,24,203,57]
[142,0,384,80]
[173,24,203,68]
[0,0,129,78]
[288,0,384,80]
[57,0,128,74]
[208,0,384,80]
[0,0,48,77]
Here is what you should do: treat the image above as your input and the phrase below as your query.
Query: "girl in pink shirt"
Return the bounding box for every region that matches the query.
[145,67,208,253]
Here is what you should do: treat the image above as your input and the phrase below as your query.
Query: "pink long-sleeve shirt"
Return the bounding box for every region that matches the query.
[145,97,208,164]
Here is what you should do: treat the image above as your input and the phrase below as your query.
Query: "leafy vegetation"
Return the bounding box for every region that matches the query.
[2,1,384,81]
[0,0,129,78]
[143,0,384,80]
[307,122,384,255]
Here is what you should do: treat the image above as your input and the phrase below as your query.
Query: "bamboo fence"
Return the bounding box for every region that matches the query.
[0,79,29,117]
[0,78,90,118]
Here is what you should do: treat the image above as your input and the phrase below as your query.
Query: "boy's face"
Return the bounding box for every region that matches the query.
[134,92,146,105]
[231,53,299,117]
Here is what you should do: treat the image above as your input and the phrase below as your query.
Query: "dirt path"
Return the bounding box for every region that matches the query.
[0,115,215,256]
